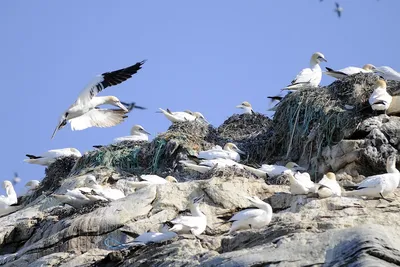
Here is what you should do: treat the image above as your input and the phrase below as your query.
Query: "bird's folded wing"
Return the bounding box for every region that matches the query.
[171,216,201,228]
[229,209,265,222]
[357,175,384,189]
[292,68,313,84]
[70,109,127,131]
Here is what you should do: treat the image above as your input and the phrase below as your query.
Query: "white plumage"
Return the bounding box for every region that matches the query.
[243,162,305,178]
[285,171,317,195]
[324,64,374,80]
[236,101,254,114]
[113,125,150,143]
[197,143,245,162]
[369,79,392,112]
[180,158,243,174]
[52,187,108,209]
[132,225,178,244]
[316,172,342,198]
[84,175,125,201]
[159,108,208,124]
[126,175,178,189]
[24,148,82,166]
[373,66,400,81]
[0,181,17,207]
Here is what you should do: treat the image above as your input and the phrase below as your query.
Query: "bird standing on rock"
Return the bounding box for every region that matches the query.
[369,79,392,115]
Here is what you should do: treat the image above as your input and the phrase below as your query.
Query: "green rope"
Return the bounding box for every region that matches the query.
[152,139,167,172]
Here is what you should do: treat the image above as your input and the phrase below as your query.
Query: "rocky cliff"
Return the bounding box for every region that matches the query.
[1,74,400,267]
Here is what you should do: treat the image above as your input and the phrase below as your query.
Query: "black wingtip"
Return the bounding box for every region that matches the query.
[93,145,103,149]
[26,154,41,159]
[164,221,175,228]
[325,67,334,72]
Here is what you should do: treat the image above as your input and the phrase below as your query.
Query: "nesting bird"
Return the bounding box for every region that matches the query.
[196,143,245,162]
[372,66,400,81]
[24,148,82,166]
[113,124,151,143]
[243,162,306,179]
[369,79,392,114]
[180,158,243,174]
[83,175,125,201]
[51,61,146,139]
[158,108,208,124]
[283,52,327,90]
[324,64,375,80]
[236,101,254,114]
[126,175,178,189]
[285,170,317,195]
[123,222,178,245]
[316,172,342,198]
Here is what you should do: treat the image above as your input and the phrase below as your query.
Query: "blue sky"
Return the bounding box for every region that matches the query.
[0,1,398,195]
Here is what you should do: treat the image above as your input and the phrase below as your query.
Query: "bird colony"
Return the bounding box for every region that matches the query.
[2,54,400,251]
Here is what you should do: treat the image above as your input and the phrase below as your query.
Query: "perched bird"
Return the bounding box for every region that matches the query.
[283,52,327,90]
[24,148,82,166]
[243,162,306,178]
[343,155,399,200]
[122,222,178,245]
[180,158,243,174]
[84,175,125,201]
[113,125,151,143]
[126,175,178,189]
[334,3,343,18]
[12,173,21,185]
[158,108,208,124]
[0,181,18,206]
[284,170,317,195]
[52,187,108,209]
[221,196,273,235]
[369,79,392,114]
[373,66,400,81]
[236,101,254,115]
[167,195,207,236]
[51,61,146,139]
[324,64,375,80]
[25,180,40,195]
[196,143,245,162]
[316,172,342,198]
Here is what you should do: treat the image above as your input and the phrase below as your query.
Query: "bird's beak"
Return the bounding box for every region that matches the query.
[236,148,246,155]
[293,166,307,171]
[236,105,244,109]
[143,130,151,135]
[51,119,67,139]
[117,102,129,112]
[321,58,327,62]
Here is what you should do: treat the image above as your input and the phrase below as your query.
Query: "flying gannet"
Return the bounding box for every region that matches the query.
[24,148,82,166]
[167,195,207,236]
[324,64,375,80]
[316,172,342,198]
[343,155,399,200]
[221,196,273,235]
[283,52,327,90]
[51,61,146,139]
[373,66,400,81]
[196,143,245,162]
[158,108,208,124]
[334,2,343,18]
[126,175,178,189]
[284,170,317,195]
[180,158,243,174]
[236,101,254,115]
[369,79,392,114]
[243,162,306,178]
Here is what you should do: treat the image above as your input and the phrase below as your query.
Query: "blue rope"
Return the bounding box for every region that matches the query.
[104,236,132,250]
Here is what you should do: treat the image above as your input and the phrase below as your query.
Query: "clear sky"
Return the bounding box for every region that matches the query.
[0,1,398,195]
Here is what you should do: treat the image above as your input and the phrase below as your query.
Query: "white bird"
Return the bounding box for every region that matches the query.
[343,155,400,200]
[51,61,146,139]
[158,108,208,124]
[324,64,375,80]
[113,125,151,143]
[334,2,343,18]
[24,148,82,166]
[369,79,392,114]
[236,101,254,115]
[284,170,317,195]
[126,223,178,245]
[223,196,273,235]
[52,187,108,209]
[84,175,125,201]
[0,181,18,207]
[180,158,243,174]
[24,180,40,195]
[373,66,400,81]
[126,175,178,189]
[243,162,306,178]
[197,143,245,162]
[316,172,342,198]
[168,195,207,236]
[283,52,327,90]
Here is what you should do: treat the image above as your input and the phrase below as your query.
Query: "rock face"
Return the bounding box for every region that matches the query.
[2,74,400,266]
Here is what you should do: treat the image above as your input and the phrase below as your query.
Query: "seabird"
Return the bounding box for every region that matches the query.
[334,2,343,18]
[373,66,400,81]
[51,60,146,139]
[123,223,178,245]
[236,101,254,114]
[243,162,306,178]
[324,64,375,80]
[196,143,245,162]
[283,52,327,90]
[158,108,208,124]
[113,125,151,143]
[24,148,82,166]
[126,175,178,189]
[25,180,40,195]
[84,175,125,201]
[12,173,21,185]
[284,170,317,195]
[316,172,342,198]
[0,181,17,206]
[180,158,243,173]
[369,79,392,114]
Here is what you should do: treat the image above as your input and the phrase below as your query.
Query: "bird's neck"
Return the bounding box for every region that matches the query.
[254,202,272,213]
[243,107,253,114]
[6,188,17,198]
[90,96,111,107]
[310,61,321,71]
[387,162,399,173]
[190,205,205,217]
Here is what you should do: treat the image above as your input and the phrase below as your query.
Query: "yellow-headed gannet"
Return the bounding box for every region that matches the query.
[343,155,399,200]
[243,162,306,178]
[180,158,243,174]
[316,172,342,198]
[159,108,208,124]
[236,101,254,115]
[284,170,317,195]
[51,61,146,139]
[223,196,272,235]
[283,52,327,90]
[24,148,82,166]
[197,143,245,162]
[84,175,125,201]
[168,195,207,236]
[324,64,374,80]
[373,66,400,81]
[369,79,392,114]
[123,222,178,245]
[113,124,151,143]
[126,175,178,189]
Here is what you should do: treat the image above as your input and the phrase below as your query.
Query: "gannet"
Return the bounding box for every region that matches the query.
[316,172,342,198]
[373,66,400,81]
[369,79,392,114]
[243,162,306,178]
[324,64,375,80]
[24,148,82,166]
[84,175,125,201]
[51,61,146,139]
[126,175,178,189]
[223,196,272,234]
[236,101,254,115]
[12,173,21,185]
[334,2,343,18]
[125,223,178,245]
[168,195,207,236]
[284,170,317,195]
[158,108,208,123]
[25,180,40,195]
[52,186,108,209]
[196,143,245,162]
[113,125,151,143]
[343,155,399,200]
[283,52,327,90]
[0,181,17,207]
[180,158,243,174]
